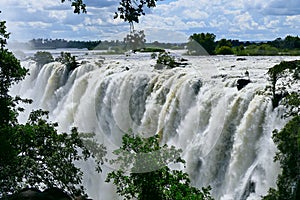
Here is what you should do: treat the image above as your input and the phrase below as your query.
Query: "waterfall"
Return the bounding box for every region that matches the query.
[11,54,298,200]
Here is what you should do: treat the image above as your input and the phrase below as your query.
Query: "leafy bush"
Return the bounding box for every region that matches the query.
[32,51,54,67]
[267,60,300,108]
[106,134,213,200]
[236,44,279,56]
[0,18,105,198]
[155,52,188,69]
[156,52,177,68]
[55,52,79,72]
[263,60,300,200]
[187,33,216,55]
[215,46,234,55]
[263,116,300,200]
[0,110,106,196]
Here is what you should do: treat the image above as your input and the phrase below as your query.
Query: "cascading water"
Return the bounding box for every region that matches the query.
[11,53,300,200]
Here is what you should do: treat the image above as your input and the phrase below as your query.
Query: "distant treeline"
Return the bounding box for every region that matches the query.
[187,33,300,56]
[9,34,300,56]
[28,38,101,50]
[267,36,300,49]
[31,39,184,51]
[11,38,184,51]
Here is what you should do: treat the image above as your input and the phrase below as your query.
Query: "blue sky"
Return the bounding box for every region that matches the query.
[0,0,300,43]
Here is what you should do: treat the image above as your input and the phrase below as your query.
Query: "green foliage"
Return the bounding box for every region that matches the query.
[0,20,28,126]
[0,110,106,196]
[61,0,86,14]
[106,134,213,200]
[155,52,188,69]
[151,52,157,59]
[215,46,234,55]
[63,0,158,25]
[135,47,165,53]
[281,92,300,117]
[184,33,300,56]
[215,39,234,55]
[267,60,300,108]
[156,52,177,68]
[29,38,101,50]
[263,60,300,200]
[187,33,216,55]
[216,38,232,49]
[236,44,279,56]
[268,35,300,50]
[263,116,300,200]
[0,17,106,198]
[0,20,10,49]
[114,0,157,24]
[55,52,79,72]
[32,51,54,67]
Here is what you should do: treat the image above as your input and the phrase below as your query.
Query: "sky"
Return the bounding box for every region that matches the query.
[0,0,300,43]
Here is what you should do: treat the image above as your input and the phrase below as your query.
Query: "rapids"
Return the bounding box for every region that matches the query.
[11,53,300,200]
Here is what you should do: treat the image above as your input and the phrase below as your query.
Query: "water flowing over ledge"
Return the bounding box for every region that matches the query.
[11,54,300,200]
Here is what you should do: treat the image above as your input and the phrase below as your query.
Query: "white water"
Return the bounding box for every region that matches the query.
[11,53,300,200]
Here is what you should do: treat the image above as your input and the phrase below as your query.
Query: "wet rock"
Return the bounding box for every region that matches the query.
[241,181,255,200]
[42,188,71,200]
[5,187,72,200]
[237,79,251,90]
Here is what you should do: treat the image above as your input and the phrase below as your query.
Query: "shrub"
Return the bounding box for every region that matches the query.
[215,46,234,55]
[32,51,54,67]
[55,52,79,72]
[106,134,213,200]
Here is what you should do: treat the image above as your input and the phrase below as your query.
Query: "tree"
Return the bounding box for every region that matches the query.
[61,0,87,14]
[216,38,232,49]
[155,52,188,69]
[55,52,79,72]
[269,36,300,50]
[106,133,213,200]
[63,0,158,26]
[0,19,28,126]
[215,46,234,55]
[263,116,300,200]
[267,60,300,108]
[284,35,298,49]
[114,0,157,24]
[215,39,233,55]
[187,33,216,55]
[32,51,54,67]
[0,110,106,196]
[263,60,300,200]
[0,16,106,198]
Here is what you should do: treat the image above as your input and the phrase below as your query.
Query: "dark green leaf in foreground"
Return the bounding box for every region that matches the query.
[0,16,106,198]
[106,133,213,200]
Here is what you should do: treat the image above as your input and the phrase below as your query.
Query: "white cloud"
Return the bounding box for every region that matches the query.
[209,19,225,28]
[234,12,259,30]
[84,17,103,26]
[285,15,300,28]
[182,10,209,20]
[144,28,188,43]
[264,18,280,29]
[48,10,67,21]
[243,0,300,15]
[1,0,300,42]
[186,21,206,28]
[28,21,51,28]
